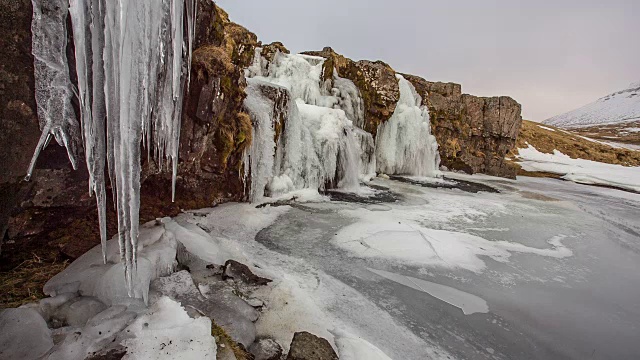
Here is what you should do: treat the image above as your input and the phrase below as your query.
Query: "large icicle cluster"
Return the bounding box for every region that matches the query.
[376,75,441,177]
[244,50,364,202]
[29,0,197,294]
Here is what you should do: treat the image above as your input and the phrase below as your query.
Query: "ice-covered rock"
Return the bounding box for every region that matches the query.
[0,307,54,360]
[151,270,259,348]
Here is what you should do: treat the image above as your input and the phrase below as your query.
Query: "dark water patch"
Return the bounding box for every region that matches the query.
[323,187,401,204]
[389,176,499,194]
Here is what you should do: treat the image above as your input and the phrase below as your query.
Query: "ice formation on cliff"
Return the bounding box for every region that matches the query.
[244,50,363,201]
[376,75,441,177]
[29,0,197,293]
[243,50,440,201]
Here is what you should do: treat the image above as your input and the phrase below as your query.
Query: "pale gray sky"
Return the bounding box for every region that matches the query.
[217,0,639,121]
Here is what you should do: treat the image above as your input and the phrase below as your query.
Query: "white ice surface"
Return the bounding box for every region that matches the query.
[517,144,640,192]
[333,206,572,273]
[368,268,489,315]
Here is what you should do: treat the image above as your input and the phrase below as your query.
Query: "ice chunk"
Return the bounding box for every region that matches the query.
[376,75,441,177]
[50,296,108,328]
[0,308,54,360]
[121,297,217,360]
[44,220,178,305]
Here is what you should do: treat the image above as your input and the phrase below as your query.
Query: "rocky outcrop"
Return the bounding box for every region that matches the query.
[402,74,522,178]
[303,47,400,134]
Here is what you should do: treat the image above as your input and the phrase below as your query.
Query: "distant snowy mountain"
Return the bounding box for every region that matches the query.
[544,81,640,128]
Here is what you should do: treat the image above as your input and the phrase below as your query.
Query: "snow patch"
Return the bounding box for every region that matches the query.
[517,144,640,192]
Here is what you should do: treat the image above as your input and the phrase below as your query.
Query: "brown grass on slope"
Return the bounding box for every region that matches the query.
[508,120,640,172]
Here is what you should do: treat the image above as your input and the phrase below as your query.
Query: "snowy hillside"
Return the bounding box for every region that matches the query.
[544,81,640,128]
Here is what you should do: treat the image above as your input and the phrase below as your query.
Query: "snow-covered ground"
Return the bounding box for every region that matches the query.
[3,174,640,360]
[516,144,640,192]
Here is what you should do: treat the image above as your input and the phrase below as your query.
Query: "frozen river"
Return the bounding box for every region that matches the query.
[192,175,640,359]
[238,175,640,359]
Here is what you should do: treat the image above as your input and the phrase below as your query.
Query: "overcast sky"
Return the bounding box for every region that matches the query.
[217,0,639,121]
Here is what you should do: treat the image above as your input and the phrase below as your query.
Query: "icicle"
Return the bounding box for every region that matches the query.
[27,0,80,181]
[31,0,197,295]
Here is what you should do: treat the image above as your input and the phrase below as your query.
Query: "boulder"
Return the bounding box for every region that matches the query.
[286,332,338,360]
[250,338,284,360]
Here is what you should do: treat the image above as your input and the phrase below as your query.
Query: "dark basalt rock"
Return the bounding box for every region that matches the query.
[286,332,338,360]
[222,260,272,286]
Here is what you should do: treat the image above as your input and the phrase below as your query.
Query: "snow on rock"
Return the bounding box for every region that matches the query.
[29,0,197,293]
[0,307,54,360]
[121,297,217,360]
[544,81,640,128]
[376,75,441,177]
[517,144,640,192]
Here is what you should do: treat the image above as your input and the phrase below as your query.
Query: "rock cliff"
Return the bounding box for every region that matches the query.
[402,74,522,177]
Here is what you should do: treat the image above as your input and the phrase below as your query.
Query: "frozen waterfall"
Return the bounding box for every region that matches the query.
[29,0,197,294]
[376,75,441,177]
[244,50,363,202]
[243,51,441,202]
